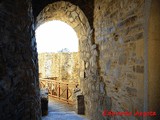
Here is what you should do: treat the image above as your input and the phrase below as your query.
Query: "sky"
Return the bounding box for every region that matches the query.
[35,20,78,53]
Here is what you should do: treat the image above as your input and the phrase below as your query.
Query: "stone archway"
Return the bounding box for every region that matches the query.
[36,1,97,85]
[36,0,97,112]
[36,1,91,41]
[36,1,100,118]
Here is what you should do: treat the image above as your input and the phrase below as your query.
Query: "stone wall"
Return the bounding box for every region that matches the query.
[38,52,80,82]
[81,0,146,120]
[0,0,41,120]
[32,0,94,27]
[148,1,160,120]
[0,0,159,120]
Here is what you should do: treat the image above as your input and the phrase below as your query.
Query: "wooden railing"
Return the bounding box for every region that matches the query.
[39,78,78,104]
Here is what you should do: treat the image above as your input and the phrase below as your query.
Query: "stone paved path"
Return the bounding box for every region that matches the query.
[42,97,88,120]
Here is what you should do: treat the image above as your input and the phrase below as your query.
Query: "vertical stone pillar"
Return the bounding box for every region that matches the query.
[148,0,160,119]
[77,95,85,115]
[0,0,41,119]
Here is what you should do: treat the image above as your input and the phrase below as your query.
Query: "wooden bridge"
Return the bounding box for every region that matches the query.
[39,78,78,104]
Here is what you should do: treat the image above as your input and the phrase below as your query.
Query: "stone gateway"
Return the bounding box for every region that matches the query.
[0,0,160,120]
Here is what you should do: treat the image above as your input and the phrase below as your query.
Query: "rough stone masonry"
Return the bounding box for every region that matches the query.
[0,0,160,120]
[0,0,41,120]
[38,52,80,82]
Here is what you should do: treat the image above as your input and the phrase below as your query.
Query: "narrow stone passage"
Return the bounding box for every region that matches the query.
[42,97,88,120]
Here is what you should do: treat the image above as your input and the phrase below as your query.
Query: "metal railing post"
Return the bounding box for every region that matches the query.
[59,83,60,99]
[67,84,69,102]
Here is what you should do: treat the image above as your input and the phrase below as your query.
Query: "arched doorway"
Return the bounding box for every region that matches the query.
[36,1,92,93]
[36,20,79,83]
[35,1,93,116]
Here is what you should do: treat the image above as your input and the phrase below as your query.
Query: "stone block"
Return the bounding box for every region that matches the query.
[126,87,137,96]
[99,82,105,94]
[41,98,48,116]
[119,53,127,65]
[136,65,144,73]
[77,95,85,115]
[105,59,111,75]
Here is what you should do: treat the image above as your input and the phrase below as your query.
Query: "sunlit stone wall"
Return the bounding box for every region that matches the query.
[89,0,145,119]
[0,0,159,120]
[38,52,80,83]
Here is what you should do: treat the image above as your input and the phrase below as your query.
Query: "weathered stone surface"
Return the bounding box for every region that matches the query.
[32,0,94,27]
[38,52,79,82]
[135,65,144,73]
[113,67,121,79]
[0,0,41,120]
[99,82,105,94]
[0,0,159,120]
[93,0,146,119]
[119,53,127,65]
[126,87,137,96]
[41,88,48,116]
[105,59,111,75]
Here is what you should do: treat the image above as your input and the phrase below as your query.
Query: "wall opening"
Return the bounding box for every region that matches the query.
[35,20,80,83]
[35,1,92,115]
[36,20,78,53]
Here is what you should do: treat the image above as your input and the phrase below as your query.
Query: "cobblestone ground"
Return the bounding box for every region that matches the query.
[42,97,88,120]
